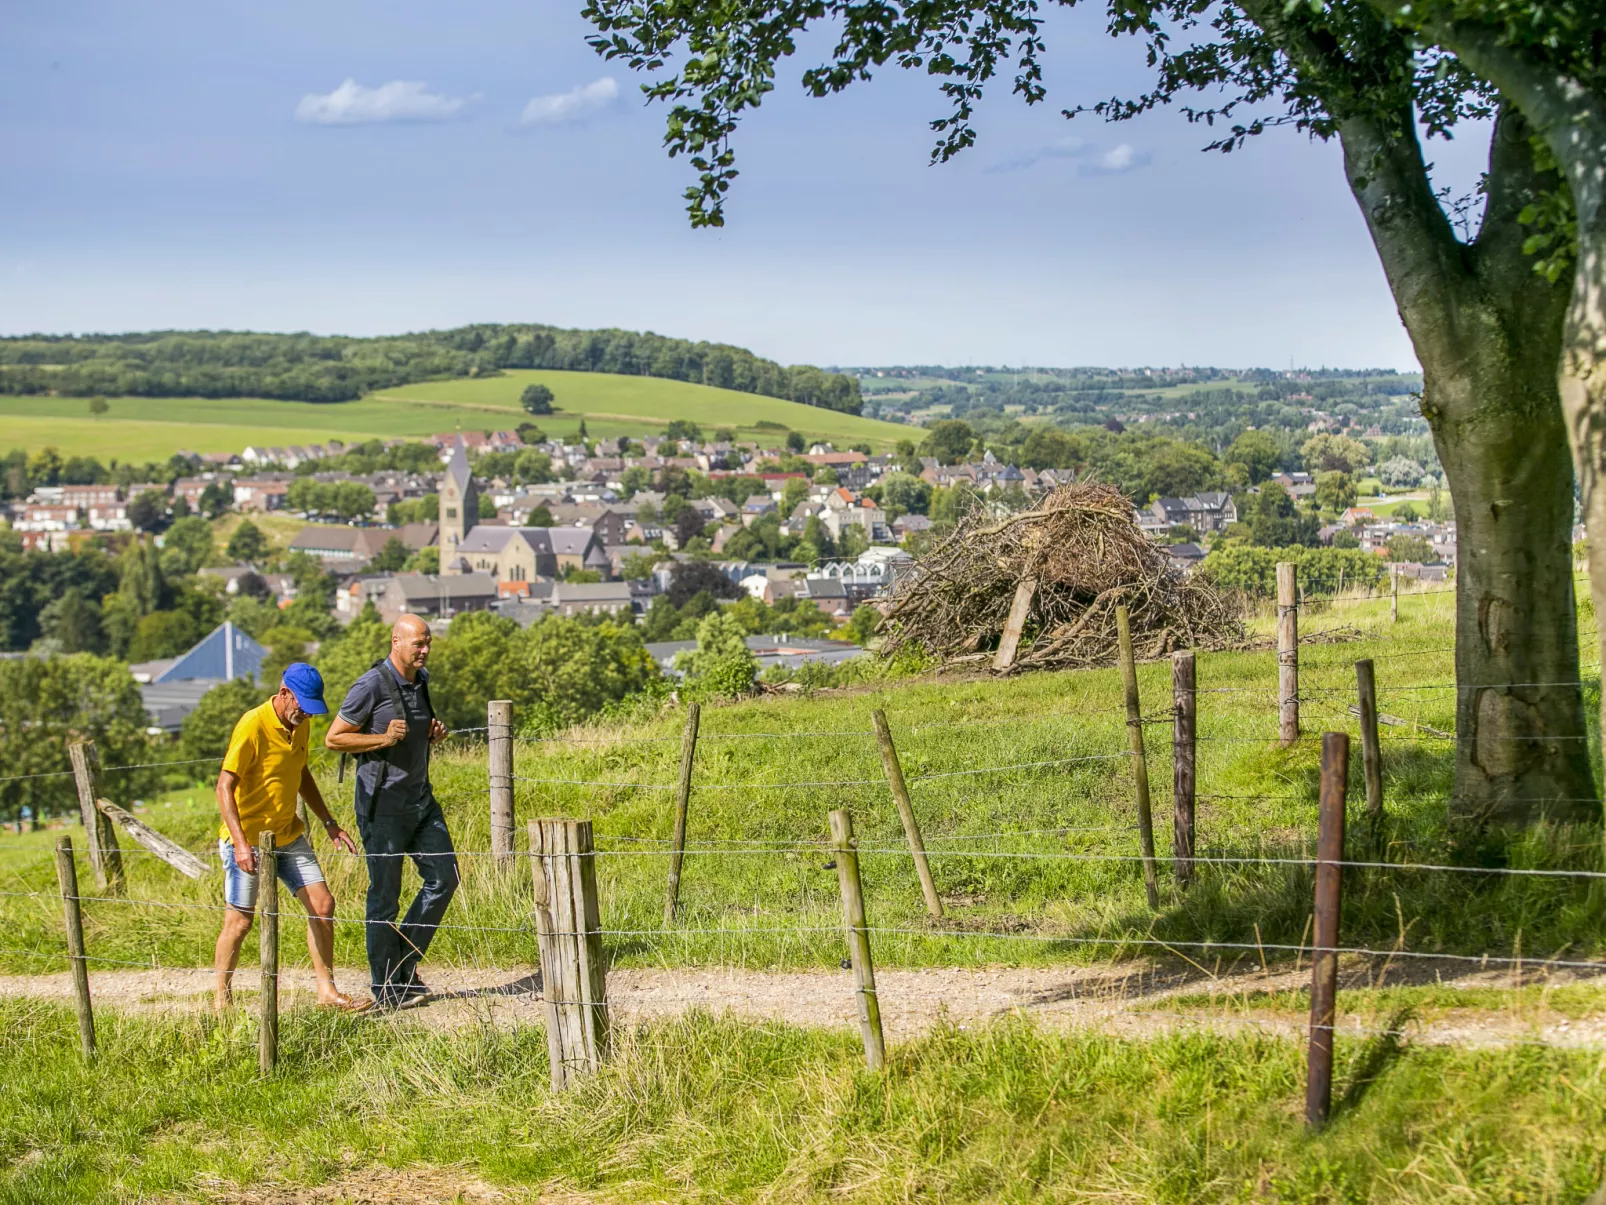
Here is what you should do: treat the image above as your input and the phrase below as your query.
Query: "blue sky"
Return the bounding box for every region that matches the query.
[1,0,1491,369]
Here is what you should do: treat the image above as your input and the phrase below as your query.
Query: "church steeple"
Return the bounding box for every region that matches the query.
[439,435,477,575]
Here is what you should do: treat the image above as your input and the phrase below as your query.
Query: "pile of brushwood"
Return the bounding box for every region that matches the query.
[879,482,1245,672]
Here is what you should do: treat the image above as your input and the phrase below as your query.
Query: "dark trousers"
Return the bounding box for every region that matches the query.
[355,787,459,997]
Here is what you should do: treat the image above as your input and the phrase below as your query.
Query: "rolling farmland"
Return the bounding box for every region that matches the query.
[0,370,911,460]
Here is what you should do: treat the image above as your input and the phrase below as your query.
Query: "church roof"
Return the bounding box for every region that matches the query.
[445,435,472,494]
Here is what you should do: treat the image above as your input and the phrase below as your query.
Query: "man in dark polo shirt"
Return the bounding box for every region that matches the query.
[326,613,459,1009]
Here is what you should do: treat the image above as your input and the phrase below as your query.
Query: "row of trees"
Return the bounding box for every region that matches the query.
[0,325,864,414]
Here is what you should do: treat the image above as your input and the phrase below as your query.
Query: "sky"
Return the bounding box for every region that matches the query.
[1,0,1495,370]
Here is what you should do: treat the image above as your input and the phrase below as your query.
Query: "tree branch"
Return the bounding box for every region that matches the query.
[1236,0,1471,325]
[1368,2,1606,222]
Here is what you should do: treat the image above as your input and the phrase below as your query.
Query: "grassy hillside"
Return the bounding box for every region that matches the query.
[6,1002,1603,1203]
[4,589,1605,1202]
[3,585,1601,976]
[0,370,911,460]
[371,369,913,445]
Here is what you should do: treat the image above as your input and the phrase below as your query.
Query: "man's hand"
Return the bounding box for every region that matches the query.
[381,718,409,747]
[428,718,447,744]
[234,842,258,875]
[325,823,358,855]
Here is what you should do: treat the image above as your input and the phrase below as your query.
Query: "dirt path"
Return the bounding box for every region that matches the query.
[5,959,1604,1048]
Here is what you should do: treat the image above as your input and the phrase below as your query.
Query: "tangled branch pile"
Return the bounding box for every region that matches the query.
[880,483,1245,672]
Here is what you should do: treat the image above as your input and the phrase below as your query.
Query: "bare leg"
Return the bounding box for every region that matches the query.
[295,882,354,1007]
[213,907,254,1012]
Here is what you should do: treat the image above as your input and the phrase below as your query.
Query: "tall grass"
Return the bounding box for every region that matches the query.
[0,586,1601,979]
[2,1000,1603,1204]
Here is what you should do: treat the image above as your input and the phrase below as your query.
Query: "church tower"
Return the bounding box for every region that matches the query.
[439,435,477,575]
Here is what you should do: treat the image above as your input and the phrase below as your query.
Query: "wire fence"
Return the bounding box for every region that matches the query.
[4,580,1606,1079]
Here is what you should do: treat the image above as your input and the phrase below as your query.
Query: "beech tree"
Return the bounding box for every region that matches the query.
[582,0,1597,823]
[1358,1,1605,745]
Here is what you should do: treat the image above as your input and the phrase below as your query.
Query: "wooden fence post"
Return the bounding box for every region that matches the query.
[1277,562,1299,747]
[1390,564,1399,623]
[991,577,1038,672]
[662,703,700,924]
[870,709,942,919]
[68,741,122,892]
[829,808,886,1070]
[1354,659,1385,854]
[530,818,608,1090]
[1172,651,1197,890]
[54,836,95,1059]
[488,699,515,866]
[1116,605,1161,910]
[93,797,208,879]
[258,833,278,1074]
[1306,732,1349,1128]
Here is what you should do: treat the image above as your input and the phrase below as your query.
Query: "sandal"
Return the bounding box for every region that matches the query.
[319,993,373,1013]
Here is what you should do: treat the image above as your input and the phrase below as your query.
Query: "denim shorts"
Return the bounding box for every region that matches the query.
[219,834,325,911]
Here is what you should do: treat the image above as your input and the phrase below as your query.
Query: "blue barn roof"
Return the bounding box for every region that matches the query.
[154,621,266,684]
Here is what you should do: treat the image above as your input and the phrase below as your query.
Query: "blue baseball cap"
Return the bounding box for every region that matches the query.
[281,662,329,715]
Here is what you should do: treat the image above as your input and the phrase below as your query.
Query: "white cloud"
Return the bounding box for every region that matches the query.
[984,137,1087,174]
[1079,143,1151,176]
[520,77,621,126]
[295,79,477,126]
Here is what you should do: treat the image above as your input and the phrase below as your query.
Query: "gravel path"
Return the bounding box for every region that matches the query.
[5,958,1604,1048]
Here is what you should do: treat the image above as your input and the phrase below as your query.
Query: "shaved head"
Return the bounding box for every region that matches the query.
[393,613,430,640]
[389,613,433,680]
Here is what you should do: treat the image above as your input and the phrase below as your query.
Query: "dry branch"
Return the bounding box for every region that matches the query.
[880,483,1244,673]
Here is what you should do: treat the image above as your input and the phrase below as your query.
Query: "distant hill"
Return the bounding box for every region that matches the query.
[0,370,912,461]
[0,324,863,415]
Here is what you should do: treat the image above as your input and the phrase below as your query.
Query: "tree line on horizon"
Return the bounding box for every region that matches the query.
[0,324,864,414]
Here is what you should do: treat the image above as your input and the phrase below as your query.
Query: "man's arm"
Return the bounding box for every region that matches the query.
[216,770,255,874]
[325,714,409,752]
[299,765,357,854]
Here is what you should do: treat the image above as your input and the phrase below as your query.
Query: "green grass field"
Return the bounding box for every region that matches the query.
[2,584,1600,977]
[372,370,913,446]
[4,587,1605,1202]
[6,1002,1604,1203]
[0,371,911,461]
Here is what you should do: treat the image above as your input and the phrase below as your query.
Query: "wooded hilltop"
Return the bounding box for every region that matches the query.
[0,325,864,413]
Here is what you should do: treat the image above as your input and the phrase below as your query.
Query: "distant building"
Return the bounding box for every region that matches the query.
[644,635,864,678]
[1150,492,1238,533]
[439,436,478,575]
[376,572,499,622]
[133,620,268,732]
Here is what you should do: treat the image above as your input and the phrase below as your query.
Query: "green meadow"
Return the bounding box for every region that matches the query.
[0,371,910,460]
[4,589,1606,1201]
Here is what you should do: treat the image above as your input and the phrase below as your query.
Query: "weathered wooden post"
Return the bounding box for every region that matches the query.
[1354,659,1385,854]
[68,741,122,892]
[94,797,208,878]
[662,703,700,924]
[991,577,1038,672]
[530,818,608,1090]
[258,833,279,1074]
[1277,562,1299,747]
[54,836,95,1059]
[1306,732,1348,1128]
[870,709,942,919]
[1390,564,1399,623]
[829,808,886,1070]
[1171,651,1197,890]
[488,699,515,865]
[1116,605,1161,910]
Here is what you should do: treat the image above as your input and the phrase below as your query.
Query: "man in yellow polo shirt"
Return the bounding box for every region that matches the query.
[213,662,367,1013]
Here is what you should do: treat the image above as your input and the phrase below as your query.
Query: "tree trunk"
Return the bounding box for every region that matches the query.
[1427,331,1597,825]
[1336,104,1597,826]
[1556,190,1606,769]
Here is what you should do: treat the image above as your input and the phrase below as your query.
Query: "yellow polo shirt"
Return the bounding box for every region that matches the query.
[218,699,308,846]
